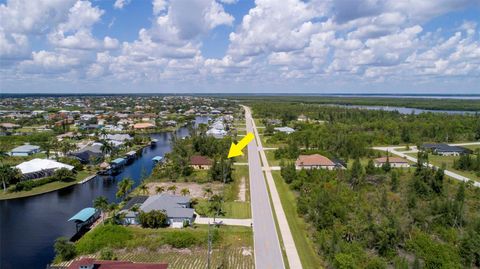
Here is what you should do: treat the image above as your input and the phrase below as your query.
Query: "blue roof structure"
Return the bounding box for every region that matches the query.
[152,156,163,162]
[68,207,97,222]
[111,158,125,165]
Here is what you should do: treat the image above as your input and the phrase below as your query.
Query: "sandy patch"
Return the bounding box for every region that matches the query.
[146,182,223,198]
[237,177,246,202]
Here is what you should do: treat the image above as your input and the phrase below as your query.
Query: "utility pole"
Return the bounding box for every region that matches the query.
[207,221,212,269]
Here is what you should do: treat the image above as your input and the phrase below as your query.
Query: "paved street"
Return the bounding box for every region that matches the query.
[249,108,303,269]
[373,145,480,188]
[244,106,285,269]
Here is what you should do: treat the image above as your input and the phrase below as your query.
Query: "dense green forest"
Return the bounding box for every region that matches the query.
[252,102,479,160]
[280,155,480,268]
[229,96,480,111]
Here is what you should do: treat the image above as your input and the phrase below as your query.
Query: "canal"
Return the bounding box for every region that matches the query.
[0,117,209,269]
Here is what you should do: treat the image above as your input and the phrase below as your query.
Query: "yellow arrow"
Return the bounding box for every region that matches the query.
[228,132,254,158]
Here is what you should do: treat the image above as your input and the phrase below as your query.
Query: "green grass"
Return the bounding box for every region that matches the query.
[65,224,254,268]
[0,170,92,200]
[147,169,210,184]
[463,144,480,151]
[405,153,479,182]
[271,170,324,269]
[223,201,251,219]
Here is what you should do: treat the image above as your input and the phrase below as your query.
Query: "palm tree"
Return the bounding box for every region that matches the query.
[93,196,109,224]
[101,140,113,159]
[116,177,134,200]
[100,128,108,139]
[40,140,53,159]
[0,164,21,192]
[203,186,213,198]
[139,184,149,195]
[167,185,177,195]
[155,186,165,194]
[180,188,190,196]
[208,194,225,222]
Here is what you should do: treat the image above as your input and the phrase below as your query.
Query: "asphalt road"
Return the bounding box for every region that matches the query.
[245,106,285,269]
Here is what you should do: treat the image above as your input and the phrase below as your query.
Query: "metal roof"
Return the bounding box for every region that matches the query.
[11,144,40,153]
[68,207,97,222]
[111,158,126,164]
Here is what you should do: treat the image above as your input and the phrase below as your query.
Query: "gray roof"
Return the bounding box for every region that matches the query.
[11,144,40,153]
[75,144,102,154]
[140,194,193,219]
[422,143,471,153]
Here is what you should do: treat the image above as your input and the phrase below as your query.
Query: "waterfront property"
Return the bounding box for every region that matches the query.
[9,144,41,156]
[374,157,410,168]
[189,155,212,170]
[121,194,194,228]
[421,143,472,156]
[68,207,100,233]
[73,143,103,163]
[16,158,74,180]
[295,154,337,170]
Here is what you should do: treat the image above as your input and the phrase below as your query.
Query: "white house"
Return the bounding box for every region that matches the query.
[16,158,74,180]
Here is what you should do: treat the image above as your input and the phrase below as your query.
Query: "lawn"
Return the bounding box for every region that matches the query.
[264,149,295,166]
[0,170,92,200]
[223,201,251,219]
[271,170,324,269]
[63,224,254,269]
[405,153,479,182]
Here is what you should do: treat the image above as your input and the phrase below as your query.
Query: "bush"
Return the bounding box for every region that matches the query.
[59,157,84,171]
[76,225,133,254]
[138,210,168,228]
[162,231,197,248]
[14,177,57,192]
[53,168,76,182]
[99,247,117,260]
[54,237,76,261]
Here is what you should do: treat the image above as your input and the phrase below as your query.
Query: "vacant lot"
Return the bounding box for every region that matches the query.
[63,224,254,269]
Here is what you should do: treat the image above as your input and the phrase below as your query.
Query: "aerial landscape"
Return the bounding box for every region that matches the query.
[1,1,480,269]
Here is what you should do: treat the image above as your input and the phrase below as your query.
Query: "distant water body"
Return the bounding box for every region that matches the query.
[322,104,477,115]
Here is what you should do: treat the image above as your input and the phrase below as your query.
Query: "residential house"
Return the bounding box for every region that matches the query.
[122,194,194,228]
[274,127,295,134]
[295,154,336,170]
[73,143,103,163]
[133,122,156,130]
[297,114,308,122]
[9,144,41,156]
[422,143,472,156]
[190,155,212,169]
[374,157,410,168]
[16,158,74,180]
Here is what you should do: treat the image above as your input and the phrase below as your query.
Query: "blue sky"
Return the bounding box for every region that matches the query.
[0,0,479,94]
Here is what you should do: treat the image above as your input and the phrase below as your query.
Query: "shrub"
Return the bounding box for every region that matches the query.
[54,237,76,261]
[53,168,76,182]
[138,210,168,228]
[162,230,201,248]
[76,225,133,254]
[14,176,57,192]
[99,247,117,260]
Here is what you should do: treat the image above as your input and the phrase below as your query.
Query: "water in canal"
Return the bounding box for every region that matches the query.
[0,117,210,269]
